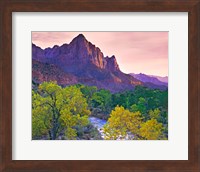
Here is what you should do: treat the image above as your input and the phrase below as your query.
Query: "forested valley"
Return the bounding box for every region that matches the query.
[32,81,168,140]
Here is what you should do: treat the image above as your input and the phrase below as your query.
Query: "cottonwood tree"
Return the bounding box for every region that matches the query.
[32,81,90,140]
[140,118,165,140]
[103,106,143,140]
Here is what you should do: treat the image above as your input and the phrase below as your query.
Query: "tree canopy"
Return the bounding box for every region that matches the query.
[32,81,90,140]
[103,106,143,140]
[103,106,166,140]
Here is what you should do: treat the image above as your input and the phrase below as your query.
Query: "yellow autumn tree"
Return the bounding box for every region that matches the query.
[32,81,90,140]
[140,118,165,140]
[103,106,143,140]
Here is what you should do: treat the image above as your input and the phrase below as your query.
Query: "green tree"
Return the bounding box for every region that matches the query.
[32,81,90,140]
[91,89,112,113]
[130,104,139,112]
[130,97,148,121]
[149,108,160,120]
[103,106,143,140]
[130,97,147,113]
[79,85,98,108]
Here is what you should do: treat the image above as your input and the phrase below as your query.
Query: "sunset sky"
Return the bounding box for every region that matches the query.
[32,32,168,77]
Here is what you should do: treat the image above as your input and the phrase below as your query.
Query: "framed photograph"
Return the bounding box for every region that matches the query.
[0,0,199,171]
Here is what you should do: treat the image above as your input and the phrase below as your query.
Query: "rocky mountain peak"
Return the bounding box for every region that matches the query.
[76,33,86,39]
[105,55,120,71]
[71,34,87,45]
[32,34,122,72]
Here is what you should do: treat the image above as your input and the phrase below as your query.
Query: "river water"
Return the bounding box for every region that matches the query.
[89,117,107,139]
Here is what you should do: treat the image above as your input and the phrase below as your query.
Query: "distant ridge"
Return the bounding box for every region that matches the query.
[149,75,168,83]
[130,73,168,87]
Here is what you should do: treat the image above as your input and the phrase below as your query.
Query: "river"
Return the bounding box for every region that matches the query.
[89,117,107,139]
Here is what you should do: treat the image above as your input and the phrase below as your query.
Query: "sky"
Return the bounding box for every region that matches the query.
[32,32,168,77]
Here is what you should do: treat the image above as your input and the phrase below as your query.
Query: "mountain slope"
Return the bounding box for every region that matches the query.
[32,59,78,85]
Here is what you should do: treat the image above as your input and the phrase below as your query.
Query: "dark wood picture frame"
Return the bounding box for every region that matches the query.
[0,0,199,171]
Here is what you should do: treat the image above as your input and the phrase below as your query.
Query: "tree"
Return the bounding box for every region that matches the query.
[103,106,143,140]
[79,85,98,109]
[91,89,112,113]
[149,108,160,120]
[130,104,139,112]
[130,97,148,121]
[130,97,147,113]
[32,81,90,140]
[140,118,165,140]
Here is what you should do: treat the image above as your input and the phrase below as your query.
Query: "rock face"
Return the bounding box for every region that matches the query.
[32,34,166,92]
[104,56,120,72]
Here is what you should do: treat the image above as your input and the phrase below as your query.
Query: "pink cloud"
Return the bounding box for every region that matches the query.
[32,32,168,76]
